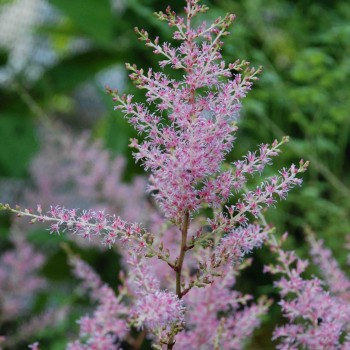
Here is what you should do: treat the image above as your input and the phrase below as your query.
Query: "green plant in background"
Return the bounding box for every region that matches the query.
[218,0,350,245]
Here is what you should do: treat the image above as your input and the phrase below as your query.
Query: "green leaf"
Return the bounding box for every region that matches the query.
[47,0,114,46]
[0,113,38,178]
[0,47,8,66]
[33,50,118,95]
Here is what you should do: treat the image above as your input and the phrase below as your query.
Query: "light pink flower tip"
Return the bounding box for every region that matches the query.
[215,224,268,264]
[308,235,350,296]
[269,241,350,349]
[28,342,40,350]
[134,290,185,329]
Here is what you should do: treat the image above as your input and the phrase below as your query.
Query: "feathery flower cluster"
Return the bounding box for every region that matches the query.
[127,254,185,332]
[212,224,269,265]
[231,138,288,191]
[134,290,185,330]
[1,204,148,251]
[67,255,129,349]
[306,229,350,298]
[265,234,350,350]
[0,0,311,348]
[177,261,270,349]
[0,233,46,321]
[112,2,263,224]
[25,127,148,223]
[66,252,185,348]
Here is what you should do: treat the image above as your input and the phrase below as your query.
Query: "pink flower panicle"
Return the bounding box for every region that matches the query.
[306,229,350,297]
[213,224,269,265]
[25,128,148,224]
[186,224,270,292]
[112,2,263,224]
[0,0,312,348]
[220,299,270,350]
[265,234,350,350]
[1,204,148,251]
[67,255,128,350]
[176,262,270,349]
[237,161,308,219]
[127,254,185,331]
[231,137,289,191]
[206,160,308,231]
[133,290,185,330]
[67,252,185,347]
[0,233,46,321]
[196,139,290,209]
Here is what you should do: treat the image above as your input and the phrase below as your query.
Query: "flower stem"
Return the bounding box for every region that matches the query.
[176,211,190,298]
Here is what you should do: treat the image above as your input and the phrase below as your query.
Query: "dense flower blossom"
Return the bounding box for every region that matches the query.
[127,254,185,331]
[0,231,46,321]
[306,229,350,298]
[265,234,350,350]
[24,127,148,223]
[112,4,263,224]
[176,262,269,350]
[0,0,310,348]
[67,255,128,349]
[134,291,185,330]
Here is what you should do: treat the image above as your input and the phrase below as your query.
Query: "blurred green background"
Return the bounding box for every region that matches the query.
[0,0,349,348]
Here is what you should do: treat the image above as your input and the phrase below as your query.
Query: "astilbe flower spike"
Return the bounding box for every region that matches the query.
[306,227,350,298]
[0,0,309,348]
[176,260,271,350]
[127,253,185,332]
[0,232,46,322]
[24,126,148,224]
[265,233,350,350]
[64,250,185,349]
[0,203,150,252]
[66,253,129,349]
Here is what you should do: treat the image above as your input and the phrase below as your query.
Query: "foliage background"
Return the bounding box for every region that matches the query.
[0,0,349,348]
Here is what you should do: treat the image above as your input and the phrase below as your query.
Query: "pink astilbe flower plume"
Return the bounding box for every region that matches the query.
[265,233,350,350]
[0,231,46,322]
[127,253,185,332]
[176,261,270,350]
[24,127,148,224]
[111,2,265,224]
[306,227,350,298]
[66,253,128,349]
[0,0,309,348]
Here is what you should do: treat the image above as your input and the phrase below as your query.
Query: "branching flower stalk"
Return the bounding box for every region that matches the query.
[1,1,309,348]
[176,211,190,298]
